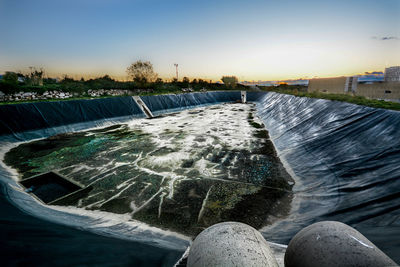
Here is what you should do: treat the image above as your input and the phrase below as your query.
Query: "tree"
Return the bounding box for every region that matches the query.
[3,72,18,85]
[221,76,238,88]
[155,77,163,84]
[0,72,19,94]
[126,60,158,85]
[23,68,44,86]
[100,74,113,81]
[61,75,75,83]
[182,76,190,87]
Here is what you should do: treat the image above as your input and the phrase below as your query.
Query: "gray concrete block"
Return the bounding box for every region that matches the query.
[187,222,278,267]
[284,221,397,267]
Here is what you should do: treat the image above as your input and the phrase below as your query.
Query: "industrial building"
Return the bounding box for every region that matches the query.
[308,69,400,102]
[308,76,358,94]
[384,66,400,82]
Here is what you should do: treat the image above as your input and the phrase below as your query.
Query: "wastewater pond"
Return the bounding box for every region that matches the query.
[5,103,293,236]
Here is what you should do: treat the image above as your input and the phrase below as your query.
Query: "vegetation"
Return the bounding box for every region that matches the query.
[0,65,249,105]
[2,63,398,111]
[260,84,400,111]
[126,60,158,86]
[221,76,238,88]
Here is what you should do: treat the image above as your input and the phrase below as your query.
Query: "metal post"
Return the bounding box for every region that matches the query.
[174,63,179,81]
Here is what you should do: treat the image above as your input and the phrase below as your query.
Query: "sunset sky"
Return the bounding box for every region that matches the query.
[1,0,399,81]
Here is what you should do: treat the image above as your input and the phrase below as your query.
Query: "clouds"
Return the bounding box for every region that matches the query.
[364,71,383,75]
[371,36,399,40]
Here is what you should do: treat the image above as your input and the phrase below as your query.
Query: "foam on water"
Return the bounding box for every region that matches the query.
[3,102,293,238]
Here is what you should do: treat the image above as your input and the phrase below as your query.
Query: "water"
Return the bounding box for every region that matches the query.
[5,103,293,237]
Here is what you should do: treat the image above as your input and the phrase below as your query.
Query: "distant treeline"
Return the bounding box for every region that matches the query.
[0,74,247,95]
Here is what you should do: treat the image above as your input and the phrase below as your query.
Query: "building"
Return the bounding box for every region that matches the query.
[384,66,400,82]
[308,75,400,102]
[308,76,358,94]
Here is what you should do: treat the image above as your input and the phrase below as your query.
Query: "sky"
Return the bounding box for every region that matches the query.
[0,0,399,81]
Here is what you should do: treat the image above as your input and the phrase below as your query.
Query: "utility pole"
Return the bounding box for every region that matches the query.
[174,63,178,81]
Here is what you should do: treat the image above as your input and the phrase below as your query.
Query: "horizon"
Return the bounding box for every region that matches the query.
[1,0,399,82]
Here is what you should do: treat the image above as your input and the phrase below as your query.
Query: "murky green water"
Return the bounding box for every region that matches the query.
[5,103,293,236]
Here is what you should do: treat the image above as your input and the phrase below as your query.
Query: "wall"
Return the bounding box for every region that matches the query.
[308,77,400,102]
[356,82,400,101]
[308,77,347,94]
[384,66,400,82]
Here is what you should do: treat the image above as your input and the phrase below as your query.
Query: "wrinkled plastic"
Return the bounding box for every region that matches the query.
[0,92,243,266]
[246,91,267,102]
[1,91,399,263]
[0,96,145,140]
[140,91,241,116]
[0,182,184,266]
[257,92,400,262]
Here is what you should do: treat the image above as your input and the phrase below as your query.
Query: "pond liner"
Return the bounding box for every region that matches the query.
[0,91,399,264]
[256,92,400,263]
[0,96,145,137]
[0,92,245,265]
[139,91,241,116]
[0,182,183,266]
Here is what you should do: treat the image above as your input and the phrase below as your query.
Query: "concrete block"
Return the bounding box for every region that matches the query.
[187,222,278,267]
[284,221,397,267]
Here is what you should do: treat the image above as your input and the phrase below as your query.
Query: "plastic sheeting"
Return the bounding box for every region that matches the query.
[247,91,268,102]
[140,91,241,116]
[257,92,400,262]
[0,92,242,266]
[0,96,145,139]
[0,182,183,266]
[1,91,399,263]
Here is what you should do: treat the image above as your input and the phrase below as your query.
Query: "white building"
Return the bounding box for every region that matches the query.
[384,66,400,82]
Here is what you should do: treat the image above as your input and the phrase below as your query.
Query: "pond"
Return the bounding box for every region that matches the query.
[5,103,293,236]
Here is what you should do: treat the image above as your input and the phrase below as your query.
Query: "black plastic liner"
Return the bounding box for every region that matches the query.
[0,96,144,137]
[257,92,400,262]
[140,91,241,116]
[1,91,399,263]
[0,92,243,266]
[0,182,183,266]
[246,91,268,102]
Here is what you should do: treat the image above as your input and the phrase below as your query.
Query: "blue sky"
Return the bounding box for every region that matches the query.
[0,0,399,81]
